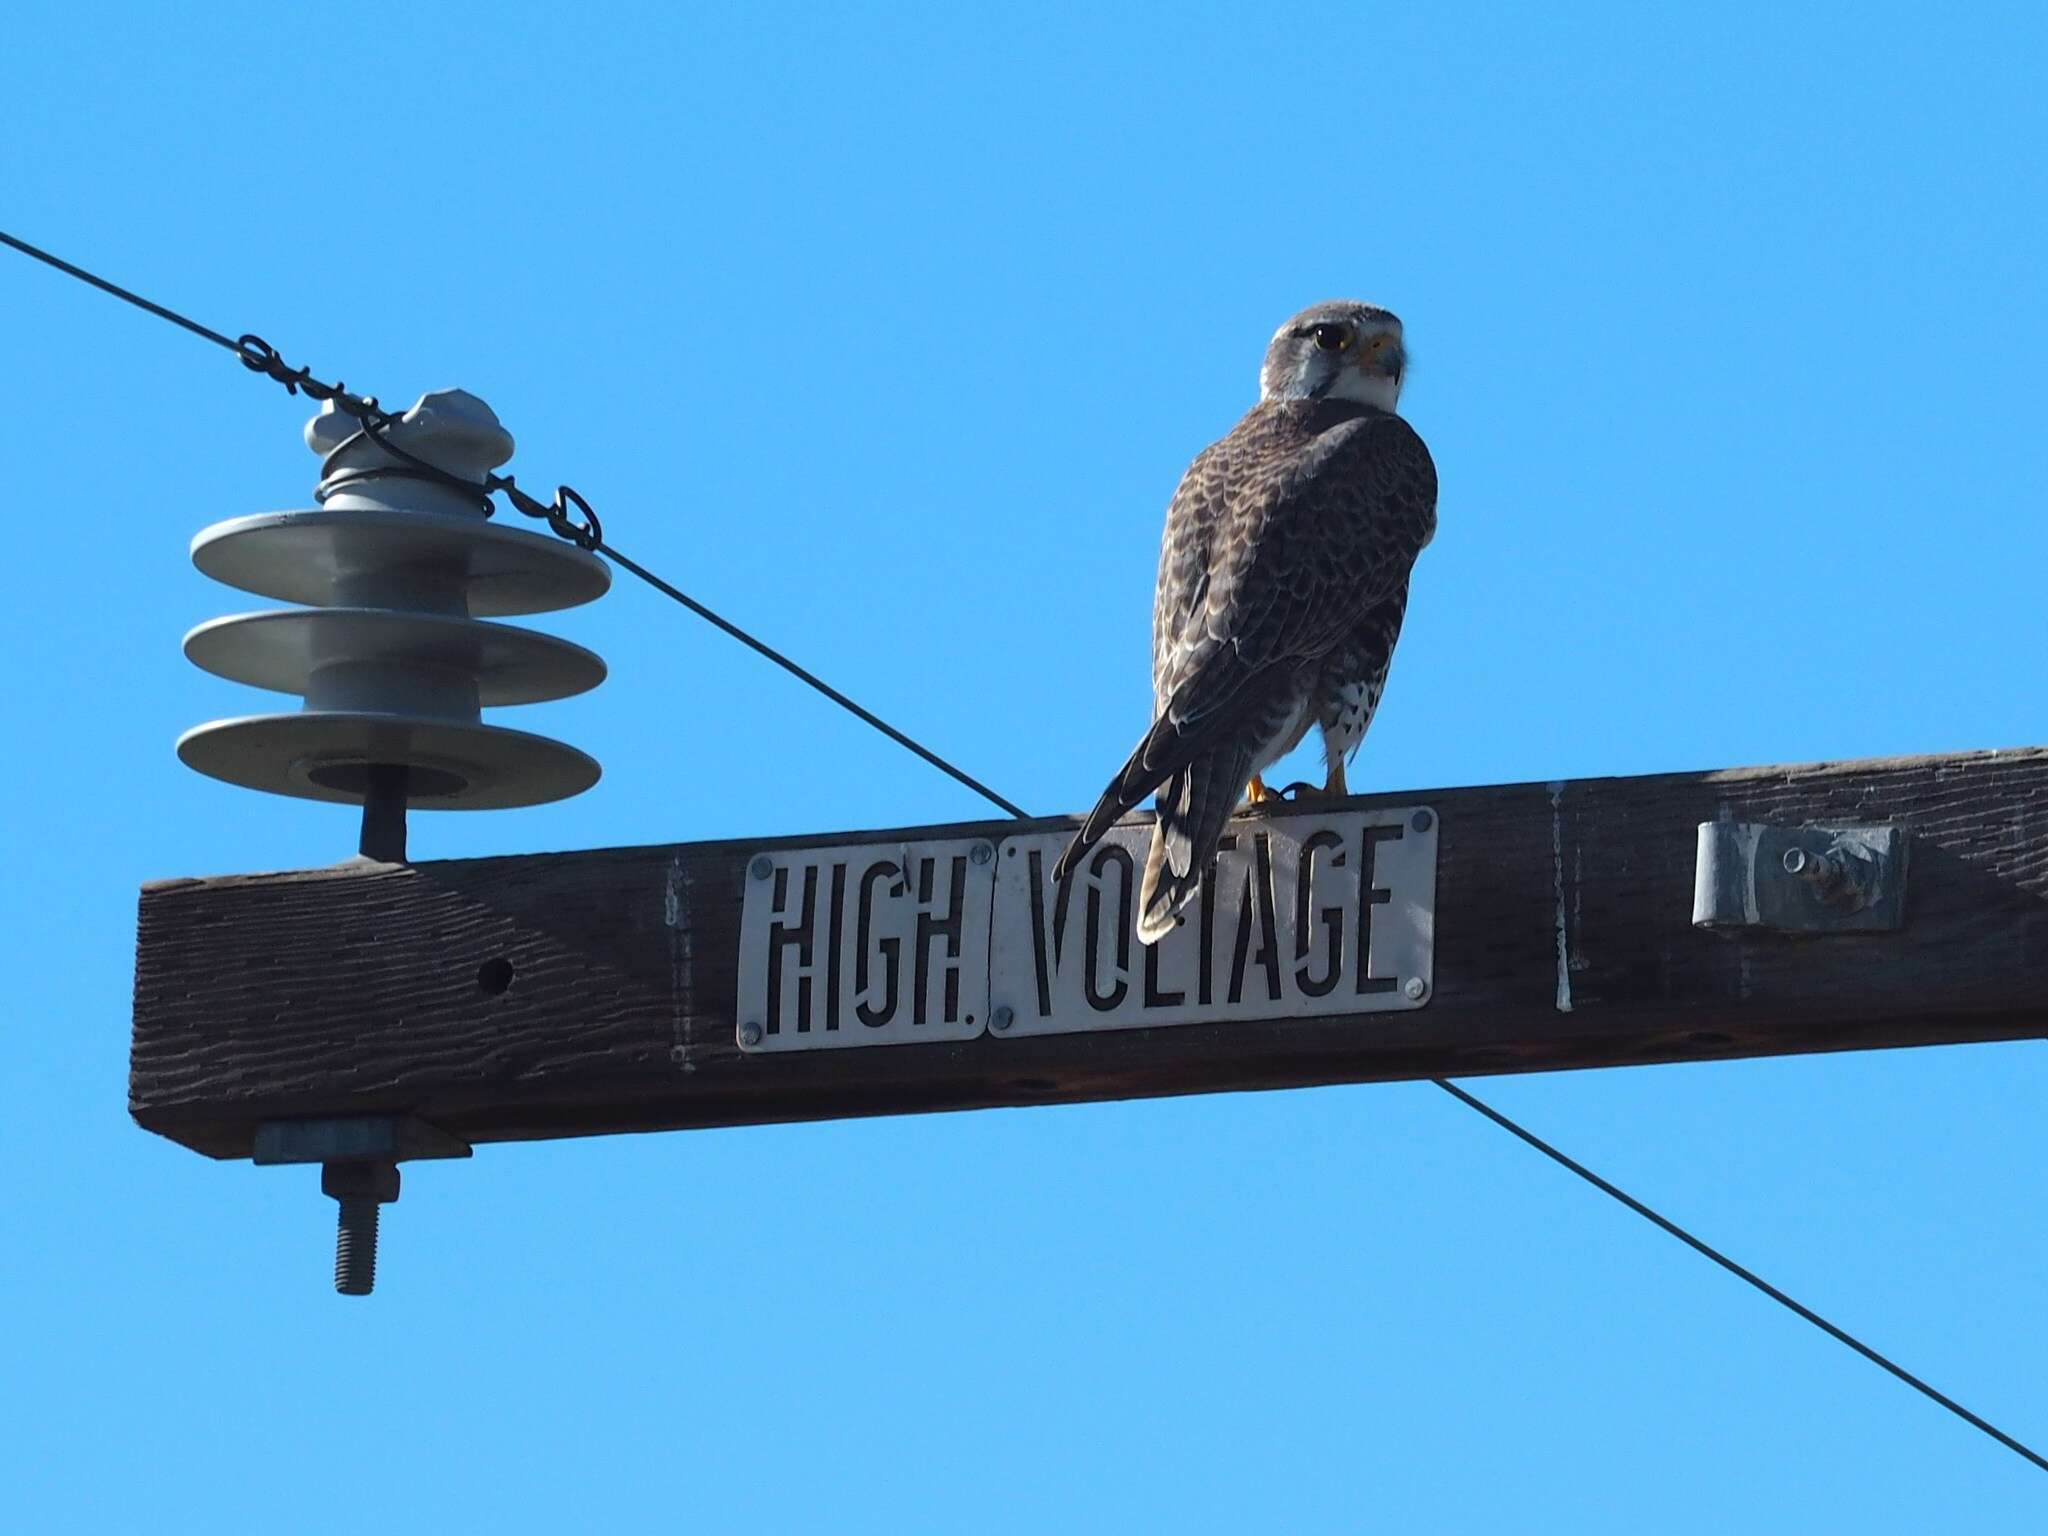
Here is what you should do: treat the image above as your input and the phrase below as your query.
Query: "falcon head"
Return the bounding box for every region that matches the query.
[1259,301,1406,412]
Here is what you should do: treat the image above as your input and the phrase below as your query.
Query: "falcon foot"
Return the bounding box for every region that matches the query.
[1250,763,1351,808]
[1243,778,1326,812]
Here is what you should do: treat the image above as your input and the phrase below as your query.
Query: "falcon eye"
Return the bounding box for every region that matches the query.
[1310,324,1349,353]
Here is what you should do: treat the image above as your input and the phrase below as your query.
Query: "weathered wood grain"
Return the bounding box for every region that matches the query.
[132,748,2048,1159]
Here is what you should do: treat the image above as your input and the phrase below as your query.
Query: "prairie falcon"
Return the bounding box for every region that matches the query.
[1053,300,1437,943]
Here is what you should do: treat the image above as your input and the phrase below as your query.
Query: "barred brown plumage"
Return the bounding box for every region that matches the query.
[1054,301,1437,942]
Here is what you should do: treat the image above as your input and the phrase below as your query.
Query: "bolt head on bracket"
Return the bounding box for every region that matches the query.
[320,1161,402,1205]
[1692,821,1908,934]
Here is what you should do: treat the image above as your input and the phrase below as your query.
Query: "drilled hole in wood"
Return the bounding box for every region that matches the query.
[477,958,516,996]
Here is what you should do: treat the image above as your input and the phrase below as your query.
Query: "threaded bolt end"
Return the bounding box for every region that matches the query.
[334,1197,380,1296]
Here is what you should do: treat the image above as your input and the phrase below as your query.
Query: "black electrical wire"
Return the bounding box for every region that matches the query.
[595,542,1028,818]
[5,225,2040,1478]
[0,229,242,350]
[1433,1077,2048,1474]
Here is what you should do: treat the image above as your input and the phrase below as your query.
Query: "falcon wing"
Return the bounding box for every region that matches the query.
[1157,406,1434,733]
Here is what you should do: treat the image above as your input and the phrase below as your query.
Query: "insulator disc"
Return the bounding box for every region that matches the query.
[183,609,606,707]
[191,509,610,617]
[177,712,601,810]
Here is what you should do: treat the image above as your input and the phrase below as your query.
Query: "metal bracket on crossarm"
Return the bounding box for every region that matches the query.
[1692,821,1908,934]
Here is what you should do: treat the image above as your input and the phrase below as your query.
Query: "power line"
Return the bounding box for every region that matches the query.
[0,229,241,351]
[597,543,1028,817]
[1433,1077,2047,1474]
[5,226,2039,1478]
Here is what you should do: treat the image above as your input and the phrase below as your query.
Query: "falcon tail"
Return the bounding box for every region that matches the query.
[1053,713,1251,947]
[1135,746,1254,945]
[1051,712,1194,888]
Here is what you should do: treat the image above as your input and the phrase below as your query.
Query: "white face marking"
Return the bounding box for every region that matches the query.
[1323,369,1402,411]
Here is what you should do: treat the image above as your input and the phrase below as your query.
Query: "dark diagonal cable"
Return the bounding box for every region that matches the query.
[595,542,1027,816]
[0,229,242,350]
[5,226,2039,1476]
[1434,1076,2047,1474]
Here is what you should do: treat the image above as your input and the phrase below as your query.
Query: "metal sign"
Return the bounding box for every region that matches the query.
[735,839,995,1052]
[734,809,1437,1051]
[988,808,1437,1037]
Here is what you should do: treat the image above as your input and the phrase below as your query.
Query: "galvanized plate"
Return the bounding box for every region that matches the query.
[736,838,997,1052]
[1692,820,1908,933]
[989,807,1438,1037]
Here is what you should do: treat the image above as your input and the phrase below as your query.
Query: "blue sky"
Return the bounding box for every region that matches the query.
[5,2,2046,1528]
